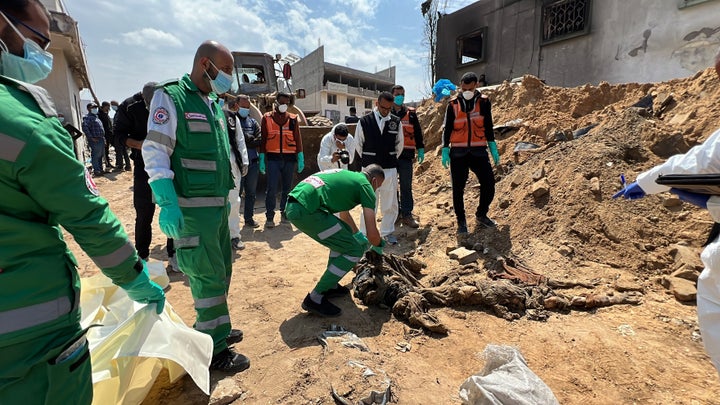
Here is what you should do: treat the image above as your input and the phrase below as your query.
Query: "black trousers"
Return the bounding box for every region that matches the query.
[450,149,495,221]
[104,135,114,166]
[133,153,174,259]
[115,138,131,169]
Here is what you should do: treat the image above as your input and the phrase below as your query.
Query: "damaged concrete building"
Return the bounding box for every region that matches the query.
[435,0,720,86]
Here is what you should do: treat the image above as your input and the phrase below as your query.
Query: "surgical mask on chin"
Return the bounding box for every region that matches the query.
[111,105,118,111]
[0,36,53,84]
[394,95,404,105]
[462,90,475,100]
[57,116,65,123]
[277,103,288,113]
[238,107,250,118]
[205,61,233,94]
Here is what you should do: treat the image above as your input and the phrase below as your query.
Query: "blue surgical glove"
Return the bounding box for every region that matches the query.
[370,239,386,255]
[259,153,266,174]
[297,151,305,173]
[441,147,450,169]
[149,178,184,239]
[119,263,166,314]
[417,148,425,164]
[352,231,370,251]
[488,141,500,166]
[670,188,709,208]
[612,181,646,200]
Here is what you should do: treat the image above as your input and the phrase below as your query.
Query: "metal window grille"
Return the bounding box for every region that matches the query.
[541,0,591,45]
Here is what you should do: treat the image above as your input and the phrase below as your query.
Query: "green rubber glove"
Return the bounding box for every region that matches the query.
[259,153,266,174]
[352,231,370,251]
[297,151,305,173]
[370,239,386,255]
[488,141,500,166]
[441,147,450,169]
[417,148,425,164]
[149,178,184,239]
[119,262,166,314]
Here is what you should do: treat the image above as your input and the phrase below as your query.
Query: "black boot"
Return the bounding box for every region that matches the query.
[302,294,342,317]
[210,348,250,372]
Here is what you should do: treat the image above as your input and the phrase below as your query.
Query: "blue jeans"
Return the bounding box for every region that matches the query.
[241,160,260,222]
[398,157,414,217]
[265,158,295,220]
[88,137,104,173]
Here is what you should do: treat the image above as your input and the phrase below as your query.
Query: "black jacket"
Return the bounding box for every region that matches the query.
[113,92,148,159]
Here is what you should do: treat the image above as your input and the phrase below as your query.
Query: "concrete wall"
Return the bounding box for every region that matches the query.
[436,0,720,87]
[293,47,325,113]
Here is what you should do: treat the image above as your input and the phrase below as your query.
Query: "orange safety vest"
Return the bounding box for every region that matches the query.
[264,113,298,154]
[449,97,487,148]
[399,107,416,150]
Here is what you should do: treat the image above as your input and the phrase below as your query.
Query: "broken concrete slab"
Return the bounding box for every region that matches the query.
[448,247,479,265]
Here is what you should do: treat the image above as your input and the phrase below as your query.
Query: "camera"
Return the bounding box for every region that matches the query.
[338,149,350,165]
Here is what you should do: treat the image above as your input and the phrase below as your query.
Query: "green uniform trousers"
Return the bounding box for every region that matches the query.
[285,201,365,293]
[176,205,233,355]
[0,324,92,405]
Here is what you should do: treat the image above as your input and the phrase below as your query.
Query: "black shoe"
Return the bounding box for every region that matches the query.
[227,328,244,344]
[124,165,132,171]
[457,218,468,235]
[210,348,250,373]
[111,166,123,172]
[280,212,290,223]
[231,237,245,250]
[323,284,350,298]
[244,219,260,228]
[92,171,103,177]
[476,215,497,228]
[302,294,342,317]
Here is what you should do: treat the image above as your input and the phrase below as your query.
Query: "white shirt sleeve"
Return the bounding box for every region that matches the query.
[345,134,356,165]
[142,89,177,182]
[395,124,404,156]
[235,116,249,166]
[318,133,335,171]
[354,120,365,159]
[637,127,720,222]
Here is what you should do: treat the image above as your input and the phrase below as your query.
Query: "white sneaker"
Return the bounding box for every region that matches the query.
[167,256,182,273]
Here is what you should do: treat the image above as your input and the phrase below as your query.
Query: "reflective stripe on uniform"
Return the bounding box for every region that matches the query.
[343,254,360,263]
[146,130,175,149]
[362,152,376,156]
[181,158,217,171]
[175,236,200,248]
[194,295,227,309]
[329,251,341,258]
[177,196,227,207]
[91,241,135,268]
[188,121,211,133]
[0,296,71,334]
[318,223,342,240]
[0,133,26,162]
[327,264,347,278]
[195,315,230,331]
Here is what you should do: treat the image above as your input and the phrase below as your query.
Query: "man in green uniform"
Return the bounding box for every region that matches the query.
[0,1,165,403]
[142,40,249,372]
[286,164,386,316]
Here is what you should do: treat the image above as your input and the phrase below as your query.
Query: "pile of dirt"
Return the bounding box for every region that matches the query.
[413,68,720,290]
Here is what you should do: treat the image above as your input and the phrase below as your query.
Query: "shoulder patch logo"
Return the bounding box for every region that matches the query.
[84,168,100,196]
[152,107,170,124]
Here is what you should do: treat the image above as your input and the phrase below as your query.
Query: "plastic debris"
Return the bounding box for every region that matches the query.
[319,324,369,352]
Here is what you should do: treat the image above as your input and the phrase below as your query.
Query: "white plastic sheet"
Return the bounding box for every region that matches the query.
[459,345,559,405]
[80,262,213,405]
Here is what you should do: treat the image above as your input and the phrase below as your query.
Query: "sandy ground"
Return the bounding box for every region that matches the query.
[62,166,719,405]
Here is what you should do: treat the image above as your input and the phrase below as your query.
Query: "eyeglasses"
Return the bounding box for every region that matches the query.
[4,12,51,50]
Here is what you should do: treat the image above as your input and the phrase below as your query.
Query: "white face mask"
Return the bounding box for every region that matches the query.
[462,90,475,100]
[277,103,288,113]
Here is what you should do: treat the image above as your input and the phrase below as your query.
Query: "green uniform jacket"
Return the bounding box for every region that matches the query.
[0,76,142,347]
[160,75,232,200]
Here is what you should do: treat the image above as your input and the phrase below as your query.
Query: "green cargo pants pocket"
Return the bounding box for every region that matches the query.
[46,336,92,404]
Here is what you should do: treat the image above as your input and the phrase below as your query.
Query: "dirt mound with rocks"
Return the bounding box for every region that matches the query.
[414,68,720,292]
